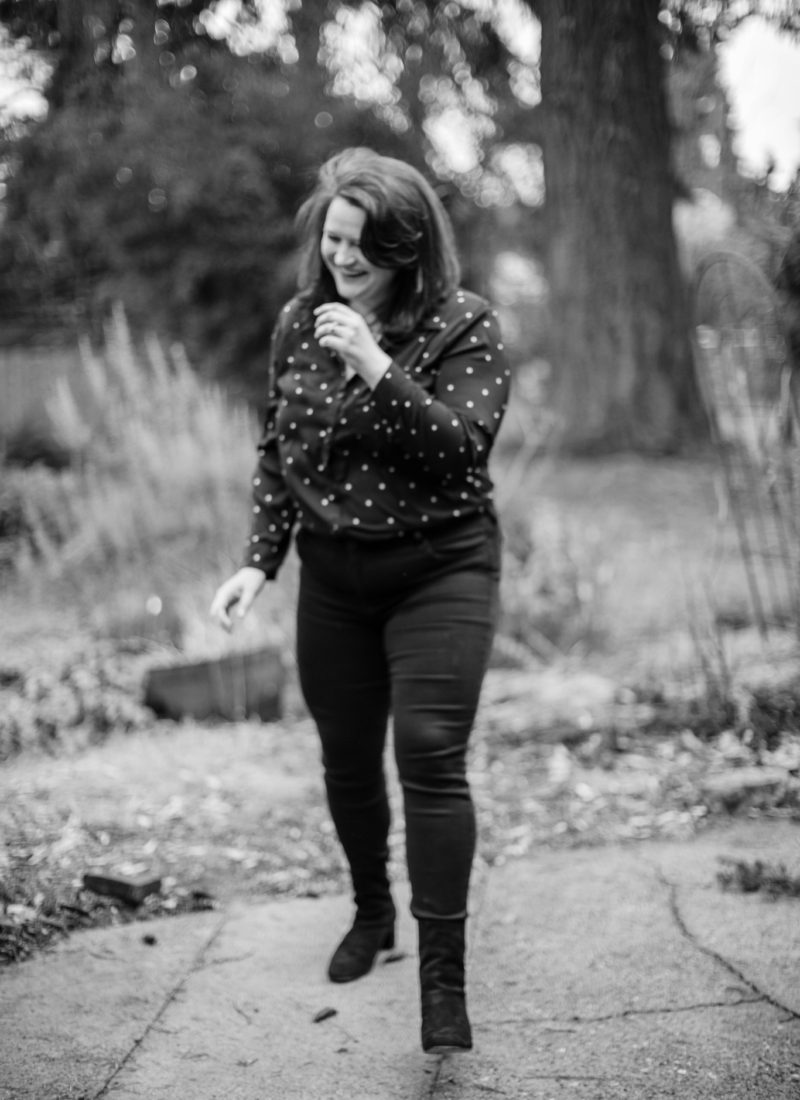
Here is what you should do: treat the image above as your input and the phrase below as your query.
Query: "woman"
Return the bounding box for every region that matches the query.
[210,147,509,1054]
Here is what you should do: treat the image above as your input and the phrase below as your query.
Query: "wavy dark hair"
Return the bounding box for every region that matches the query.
[294,148,461,337]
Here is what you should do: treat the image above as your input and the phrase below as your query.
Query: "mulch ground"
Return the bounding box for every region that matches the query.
[2,656,799,967]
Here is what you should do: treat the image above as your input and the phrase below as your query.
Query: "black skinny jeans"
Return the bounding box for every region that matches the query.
[295,513,500,923]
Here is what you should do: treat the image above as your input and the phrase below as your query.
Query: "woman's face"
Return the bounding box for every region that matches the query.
[321,197,396,315]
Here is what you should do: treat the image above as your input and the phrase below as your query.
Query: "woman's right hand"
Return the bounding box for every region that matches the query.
[209,567,267,632]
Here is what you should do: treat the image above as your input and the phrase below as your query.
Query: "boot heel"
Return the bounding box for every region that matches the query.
[418,918,472,1053]
[421,990,472,1052]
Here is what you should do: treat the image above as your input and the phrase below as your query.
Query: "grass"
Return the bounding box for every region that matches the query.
[18,310,254,573]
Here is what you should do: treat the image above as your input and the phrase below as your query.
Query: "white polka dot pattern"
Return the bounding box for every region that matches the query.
[242,289,510,576]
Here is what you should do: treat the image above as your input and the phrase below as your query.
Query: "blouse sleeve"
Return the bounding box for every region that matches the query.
[368,300,509,480]
[242,308,299,578]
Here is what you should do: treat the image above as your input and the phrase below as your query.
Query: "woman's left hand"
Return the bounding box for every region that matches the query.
[314,303,392,389]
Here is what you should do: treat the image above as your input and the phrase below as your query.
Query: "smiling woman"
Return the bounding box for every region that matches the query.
[320,198,396,318]
[210,146,510,1055]
[313,197,396,385]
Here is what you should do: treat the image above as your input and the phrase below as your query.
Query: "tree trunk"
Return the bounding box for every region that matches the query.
[526,0,705,452]
[49,0,118,104]
[56,0,117,58]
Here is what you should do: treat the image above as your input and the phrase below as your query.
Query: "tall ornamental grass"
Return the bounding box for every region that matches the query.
[21,307,257,574]
[3,309,295,658]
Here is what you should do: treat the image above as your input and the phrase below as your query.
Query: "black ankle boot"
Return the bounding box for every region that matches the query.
[418,918,472,1053]
[327,918,395,983]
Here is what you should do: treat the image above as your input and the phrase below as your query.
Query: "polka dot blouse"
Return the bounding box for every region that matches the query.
[243,287,511,577]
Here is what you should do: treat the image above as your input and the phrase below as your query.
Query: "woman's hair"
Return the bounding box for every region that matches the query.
[294,147,461,336]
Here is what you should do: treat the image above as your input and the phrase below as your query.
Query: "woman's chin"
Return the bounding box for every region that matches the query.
[339,289,372,313]
[335,278,365,301]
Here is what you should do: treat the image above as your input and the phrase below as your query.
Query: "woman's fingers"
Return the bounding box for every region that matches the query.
[210,569,265,632]
[209,582,238,631]
[313,304,372,355]
[314,307,354,341]
[314,304,362,331]
[235,585,257,620]
[314,303,351,320]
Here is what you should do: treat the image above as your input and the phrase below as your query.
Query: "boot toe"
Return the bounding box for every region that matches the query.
[327,921,395,983]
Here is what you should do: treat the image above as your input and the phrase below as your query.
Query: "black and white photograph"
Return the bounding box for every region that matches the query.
[1,2,799,1097]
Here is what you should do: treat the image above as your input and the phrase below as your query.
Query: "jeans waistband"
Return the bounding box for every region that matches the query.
[300,509,495,547]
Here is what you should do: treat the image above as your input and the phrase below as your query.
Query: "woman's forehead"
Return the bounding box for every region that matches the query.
[322,196,366,238]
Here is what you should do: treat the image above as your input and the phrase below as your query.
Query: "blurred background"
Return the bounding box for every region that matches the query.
[0,0,798,747]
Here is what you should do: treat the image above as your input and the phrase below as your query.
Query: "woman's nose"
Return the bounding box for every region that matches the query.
[333,241,354,265]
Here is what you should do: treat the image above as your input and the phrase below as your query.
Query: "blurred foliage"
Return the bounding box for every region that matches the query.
[0,1,542,401]
[3,307,261,575]
[499,499,609,658]
[0,3,436,400]
[0,0,795,417]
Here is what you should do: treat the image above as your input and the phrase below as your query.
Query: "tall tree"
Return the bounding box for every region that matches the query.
[519,0,799,451]
[524,0,702,452]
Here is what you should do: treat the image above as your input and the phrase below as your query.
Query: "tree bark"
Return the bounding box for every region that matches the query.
[56,0,116,57]
[526,0,705,452]
[48,0,119,104]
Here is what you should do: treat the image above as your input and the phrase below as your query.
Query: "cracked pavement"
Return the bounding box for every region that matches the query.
[1,820,798,1099]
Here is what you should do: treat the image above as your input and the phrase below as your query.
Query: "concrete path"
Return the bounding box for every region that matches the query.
[2,820,799,1099]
